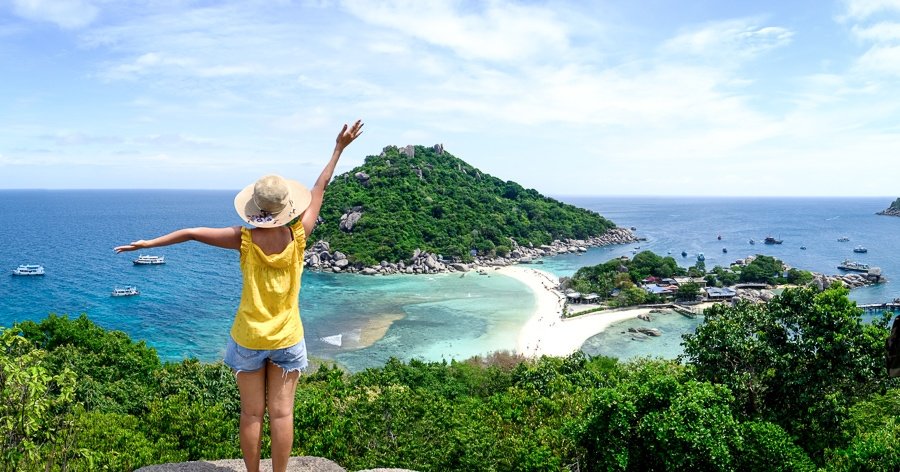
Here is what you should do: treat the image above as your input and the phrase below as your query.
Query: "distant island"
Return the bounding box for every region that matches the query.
[306,144,636,273]
[876,197,900,217]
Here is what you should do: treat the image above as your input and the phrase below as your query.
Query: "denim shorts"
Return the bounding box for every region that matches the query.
[224,337,308,374]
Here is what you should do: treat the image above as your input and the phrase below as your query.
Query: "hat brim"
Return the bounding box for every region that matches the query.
[234,178,312,228]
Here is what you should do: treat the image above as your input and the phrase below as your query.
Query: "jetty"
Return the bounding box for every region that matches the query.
[858,301,900,315]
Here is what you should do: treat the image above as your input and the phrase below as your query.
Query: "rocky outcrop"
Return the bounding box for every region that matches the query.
[304,227,640,276]
[339,207,363,232]
[734,271,883,304]
[876,198,900,216]
[134,456,418,472]
[354,172,370,185]
[734,289,776,304]
[811,272,884,290]
[628,327,661,336]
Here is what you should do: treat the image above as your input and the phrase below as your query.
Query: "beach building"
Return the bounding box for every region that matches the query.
[673,276,708,287]
[705,287,737,301]
[643,284,677,297]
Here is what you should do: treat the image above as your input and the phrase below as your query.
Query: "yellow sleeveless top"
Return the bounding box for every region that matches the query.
[230,221,306,350]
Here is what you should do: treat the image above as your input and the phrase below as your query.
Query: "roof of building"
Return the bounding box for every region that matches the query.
[644,284,676,295]
[706,287,737,297]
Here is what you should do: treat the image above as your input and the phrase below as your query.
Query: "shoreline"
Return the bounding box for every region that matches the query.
[495,266,656,358]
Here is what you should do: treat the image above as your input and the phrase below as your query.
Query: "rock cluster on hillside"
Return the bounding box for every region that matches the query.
[304,227,639,275]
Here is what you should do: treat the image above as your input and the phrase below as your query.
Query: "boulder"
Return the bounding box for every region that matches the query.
[424,255,439,270]
[339,209,363,232]
[637,327,662,337]
[361,268,378,276]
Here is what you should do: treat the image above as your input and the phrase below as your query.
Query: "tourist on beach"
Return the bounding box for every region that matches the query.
[114,120,364,472]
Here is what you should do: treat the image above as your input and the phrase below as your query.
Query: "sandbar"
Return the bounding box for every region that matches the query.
[496,266,653,358]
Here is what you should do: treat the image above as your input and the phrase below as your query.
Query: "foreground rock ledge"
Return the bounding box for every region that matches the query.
[135,455,417,472]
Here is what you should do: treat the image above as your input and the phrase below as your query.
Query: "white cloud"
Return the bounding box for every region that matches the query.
[11,0,99,29]
[855,43,900,75]
[841,0,900,20]
[851,21,900,41]
[340,0,571,62]
[662,19,793,63]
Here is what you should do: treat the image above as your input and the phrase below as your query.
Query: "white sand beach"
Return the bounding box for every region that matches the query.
[496,266,655,358]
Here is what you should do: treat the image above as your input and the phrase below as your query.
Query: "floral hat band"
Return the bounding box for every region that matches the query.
[234,174,311,228]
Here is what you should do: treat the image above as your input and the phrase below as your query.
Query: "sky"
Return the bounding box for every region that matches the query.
[1,0,900,196]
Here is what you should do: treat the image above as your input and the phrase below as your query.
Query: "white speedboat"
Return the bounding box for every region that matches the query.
[133,255,165,265]
[111,286,140,297]
[12,264,45,276]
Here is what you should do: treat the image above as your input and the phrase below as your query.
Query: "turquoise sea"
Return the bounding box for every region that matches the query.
[1,192,898,371]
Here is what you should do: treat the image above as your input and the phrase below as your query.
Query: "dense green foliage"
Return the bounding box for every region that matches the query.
[1,291,897,471]
[888,198,900,210]
[565,251,685,307]
[739,255,786,284]
[311,145,616,265]
[568,252,815,307]
[683,286,895,460]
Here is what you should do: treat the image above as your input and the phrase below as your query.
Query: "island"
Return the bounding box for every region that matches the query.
[305,144,637,274]
[876,197,900,216]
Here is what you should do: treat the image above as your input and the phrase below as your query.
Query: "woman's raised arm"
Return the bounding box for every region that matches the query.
[300,119,364,236]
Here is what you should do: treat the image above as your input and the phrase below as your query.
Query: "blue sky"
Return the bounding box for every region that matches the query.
[1,0,899,196]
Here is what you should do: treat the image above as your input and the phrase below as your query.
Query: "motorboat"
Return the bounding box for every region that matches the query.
[800,246,807,250]
[111,286,140,297]
[722,248,728,253]
[837,236,850,242]
[12,264,45,276]
[133,255,165,265]
[764,236,783,245]
[749,239,755,245]
[853,246,868,253]
[837,260,870,272]
[697,252,705,261]
[681,251,687,258]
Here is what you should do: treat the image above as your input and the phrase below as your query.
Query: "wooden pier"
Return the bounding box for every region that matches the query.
[858,302,900,315]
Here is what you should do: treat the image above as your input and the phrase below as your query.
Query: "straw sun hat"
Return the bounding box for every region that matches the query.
[234,174,311,228]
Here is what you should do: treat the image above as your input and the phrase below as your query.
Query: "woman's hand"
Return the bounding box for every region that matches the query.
[335,119,364,150]
[114,241,149,253]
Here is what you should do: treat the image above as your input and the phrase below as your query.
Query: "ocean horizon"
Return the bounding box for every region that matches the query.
[2,191,898,371]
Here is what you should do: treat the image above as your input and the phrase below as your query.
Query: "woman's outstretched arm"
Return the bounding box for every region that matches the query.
[114,226,242,253]
[300,119,364,236]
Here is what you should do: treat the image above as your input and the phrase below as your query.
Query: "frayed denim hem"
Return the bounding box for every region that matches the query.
[270,360,308,377]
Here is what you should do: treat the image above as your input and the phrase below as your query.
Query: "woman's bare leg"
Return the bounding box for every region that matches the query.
[236,368,267,472]
[266,360,300,472]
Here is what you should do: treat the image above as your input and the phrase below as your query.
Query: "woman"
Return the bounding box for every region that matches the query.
[115,120,364,472]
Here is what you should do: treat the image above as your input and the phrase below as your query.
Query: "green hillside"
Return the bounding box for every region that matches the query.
[311,144,615,265]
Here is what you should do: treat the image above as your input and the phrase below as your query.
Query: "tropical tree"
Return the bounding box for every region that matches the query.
[682,286,892,457]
